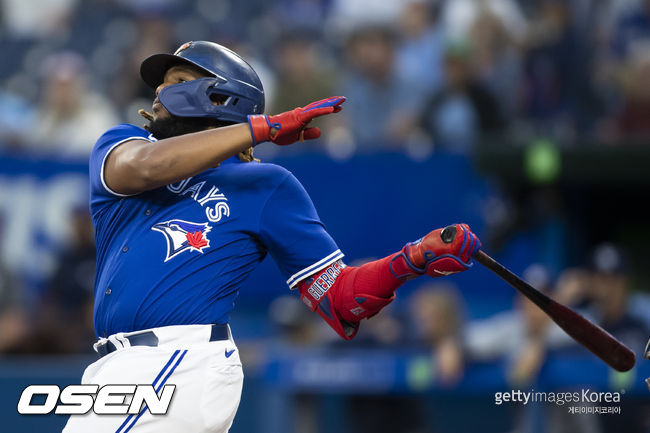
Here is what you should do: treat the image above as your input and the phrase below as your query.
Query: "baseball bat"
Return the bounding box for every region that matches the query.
[474,250,636,372]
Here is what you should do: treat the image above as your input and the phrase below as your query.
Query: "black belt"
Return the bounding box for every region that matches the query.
[96,324,230,358]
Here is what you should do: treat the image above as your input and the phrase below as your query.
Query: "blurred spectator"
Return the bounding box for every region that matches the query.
[409,282,465,386]
[0,217,28,353]
[465,264,572,376]
[268,0,331,31]
[595,0,642,40]
[469,7,523,118]
[521,0,600,138]
[612,0,650,59]
[268,294,321,347]
[394,1,445,103]
[122,0,177,9]
[441,0,528,45]
[587,243,650,355]
[1,0,76,38]
[326,0,407,36]
[0,87,36,152]
[6,207,95,354]
[552,246,650,432]
[555,243,650,356]
[337,25,421,153]
[269,28,337,146]
[41,207,96,352]
[109,15,176,123]
[553,267,594,307]
[613,50,650,139]
[584,244,650,433]
[418,41,506,154]
[27,51,118,158]
[508,264,553,386]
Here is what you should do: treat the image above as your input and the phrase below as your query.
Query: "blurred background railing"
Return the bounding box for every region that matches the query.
[1,0,650,432]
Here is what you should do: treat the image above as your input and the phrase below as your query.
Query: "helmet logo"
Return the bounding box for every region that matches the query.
[174,41,193,56]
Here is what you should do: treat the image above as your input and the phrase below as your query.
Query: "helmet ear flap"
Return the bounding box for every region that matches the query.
[158,77,263,124]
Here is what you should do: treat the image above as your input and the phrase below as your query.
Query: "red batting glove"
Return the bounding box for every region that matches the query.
[391,224,481,279]
[247,96,346,146]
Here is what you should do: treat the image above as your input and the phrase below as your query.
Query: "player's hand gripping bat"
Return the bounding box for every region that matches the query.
[470,244,636,372]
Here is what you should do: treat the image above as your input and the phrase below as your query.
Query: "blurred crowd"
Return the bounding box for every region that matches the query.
[1,0,650,160]
[0,208,95,354]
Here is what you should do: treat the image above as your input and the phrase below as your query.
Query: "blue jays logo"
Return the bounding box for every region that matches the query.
[152,219,211,262]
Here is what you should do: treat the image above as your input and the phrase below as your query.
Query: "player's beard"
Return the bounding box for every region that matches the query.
[147,114,231,140]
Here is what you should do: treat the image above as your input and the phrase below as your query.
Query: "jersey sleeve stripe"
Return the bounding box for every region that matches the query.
[100,136,154,197]
[286,249,344,289]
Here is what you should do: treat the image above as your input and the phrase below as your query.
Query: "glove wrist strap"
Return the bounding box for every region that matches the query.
[389,247,424,280]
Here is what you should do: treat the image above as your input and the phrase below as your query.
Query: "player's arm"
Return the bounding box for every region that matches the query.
[256,171,480,340]
[104,96,346,195]
[296,224,481,340]
[104,124,254,195]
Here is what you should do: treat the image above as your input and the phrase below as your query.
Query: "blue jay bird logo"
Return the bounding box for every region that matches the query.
[152,219,212,262]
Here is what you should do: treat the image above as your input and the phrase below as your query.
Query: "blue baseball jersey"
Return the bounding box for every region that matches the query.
[89,124,343,337]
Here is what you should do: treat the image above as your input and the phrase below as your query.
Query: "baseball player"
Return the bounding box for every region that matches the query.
[62,41,481,433]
